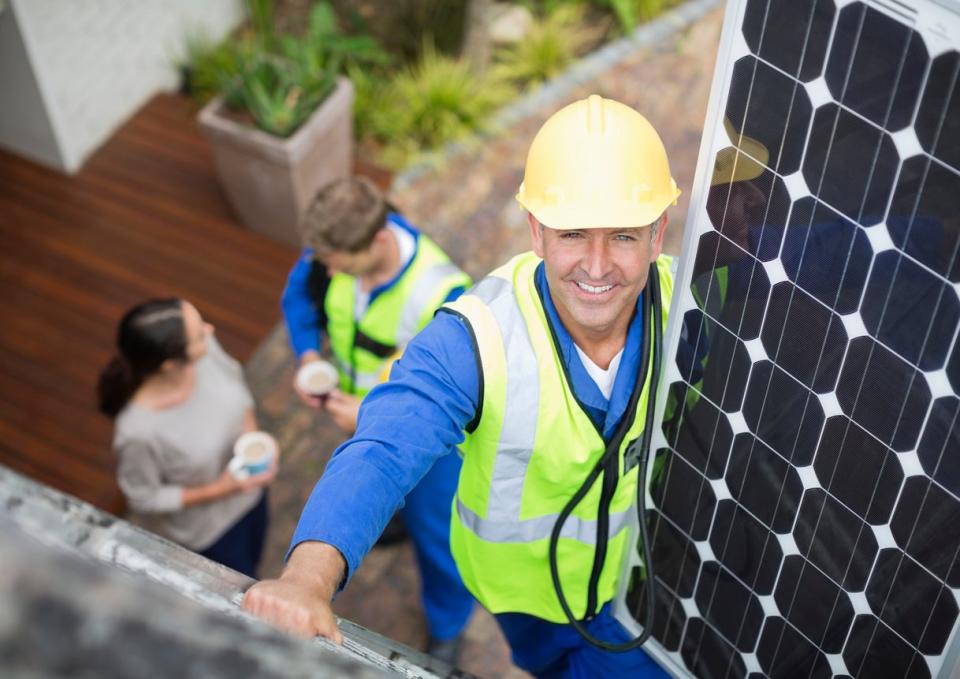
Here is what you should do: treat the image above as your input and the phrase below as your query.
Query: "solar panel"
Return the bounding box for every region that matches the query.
[614,1,960,676]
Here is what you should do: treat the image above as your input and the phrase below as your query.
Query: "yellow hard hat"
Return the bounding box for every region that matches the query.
[516,94,681,230]
[710,118,768,187]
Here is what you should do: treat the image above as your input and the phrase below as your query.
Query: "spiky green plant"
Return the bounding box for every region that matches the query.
[201,1,386,137]
[179,28,251,105]
[221,47,336,136]
[366,41,516,169]
[347,63,392,143]
[635,0,669,21]
[493,4,599,86]
[596,0,672,33]
[245,0,274,42]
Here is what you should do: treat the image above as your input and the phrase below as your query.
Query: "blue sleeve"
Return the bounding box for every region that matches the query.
[288,310,480,586]
[280,249,323,357]
[444,285,467,304]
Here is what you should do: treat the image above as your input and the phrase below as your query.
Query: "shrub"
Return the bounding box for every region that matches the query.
[362,41,516,169]
[493,4,601,87]
[596,0,675,33]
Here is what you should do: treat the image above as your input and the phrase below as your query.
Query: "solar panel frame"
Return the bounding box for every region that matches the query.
[613,1,960,677]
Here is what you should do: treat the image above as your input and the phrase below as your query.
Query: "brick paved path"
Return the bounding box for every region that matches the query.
[248,4,723,676]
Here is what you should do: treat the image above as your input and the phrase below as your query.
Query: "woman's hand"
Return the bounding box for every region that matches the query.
[182,456,278,507]
[223,453,279,494]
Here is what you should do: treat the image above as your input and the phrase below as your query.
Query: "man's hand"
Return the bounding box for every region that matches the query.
[241,578,340,641]
[324,391,361,435]
[293,351,326,409]
[241,542,346,642]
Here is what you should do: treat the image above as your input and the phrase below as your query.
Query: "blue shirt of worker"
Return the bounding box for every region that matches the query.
[280,213,473,644]
[290,260,669,678]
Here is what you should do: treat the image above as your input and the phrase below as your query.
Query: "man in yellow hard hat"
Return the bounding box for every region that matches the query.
[243,95,677,677]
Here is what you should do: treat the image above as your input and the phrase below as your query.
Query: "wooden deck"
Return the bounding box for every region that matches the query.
[0,94,299,514]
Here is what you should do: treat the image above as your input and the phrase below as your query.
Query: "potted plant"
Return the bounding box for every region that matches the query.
[198,1,384,245]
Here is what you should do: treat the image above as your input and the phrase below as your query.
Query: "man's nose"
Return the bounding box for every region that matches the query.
[582,237,611,279]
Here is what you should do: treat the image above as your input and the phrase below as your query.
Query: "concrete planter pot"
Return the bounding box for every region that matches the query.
[198,77,355,246]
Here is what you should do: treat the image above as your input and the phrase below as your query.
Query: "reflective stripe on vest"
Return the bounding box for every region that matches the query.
[396,261,467,342]
[445,251,674,622]
[326,234,471,396]
[456,497,633,545]
[451,274,635,545]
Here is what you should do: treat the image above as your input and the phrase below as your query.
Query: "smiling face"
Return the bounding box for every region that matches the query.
[181,301,214,363]
[529,213,666,346]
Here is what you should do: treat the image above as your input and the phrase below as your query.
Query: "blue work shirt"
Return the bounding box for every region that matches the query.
[280,214,464,358]
[290,260,649,584]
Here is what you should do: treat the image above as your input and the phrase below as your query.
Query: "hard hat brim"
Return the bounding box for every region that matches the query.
[517,181,681,230]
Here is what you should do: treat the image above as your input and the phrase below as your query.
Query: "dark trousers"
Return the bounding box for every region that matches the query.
[199,491,268,578]
[401,450,474,640]
[495,602,669,678]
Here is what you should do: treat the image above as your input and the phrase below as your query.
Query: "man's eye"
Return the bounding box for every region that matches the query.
[614,233,637,242]
[561,231,584,239]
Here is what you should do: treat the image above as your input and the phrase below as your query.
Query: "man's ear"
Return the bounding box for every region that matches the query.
[650,212,668,261]
[366,227,391,257]
[372,227,391,246]
[528,213,545,258]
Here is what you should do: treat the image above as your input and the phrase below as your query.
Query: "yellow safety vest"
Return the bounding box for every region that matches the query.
[326,233,471,395]
[444,251,673,622]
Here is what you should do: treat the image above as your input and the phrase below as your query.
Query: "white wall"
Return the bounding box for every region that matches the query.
[2,0,245,173]
[0,8,65,169]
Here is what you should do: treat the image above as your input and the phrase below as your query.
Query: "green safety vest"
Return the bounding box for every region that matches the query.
[325,234,471,395]
[444,251,673,622]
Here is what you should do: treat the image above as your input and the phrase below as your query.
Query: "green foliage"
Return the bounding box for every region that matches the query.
[493,4,598,87]
[347,62,391,143]
[246,0,274,42]
[607,0,638,32]
[192,1,386,137]
[594,0,670,33]
[181,30,244,104]
[635,0,669,21]
[514,0,589,17]
[223,47,337,137]
[183,0,683,154]
[337,0,468,63]
[361,41,516,169]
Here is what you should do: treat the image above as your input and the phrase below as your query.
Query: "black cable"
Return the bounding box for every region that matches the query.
[548,262,663,652]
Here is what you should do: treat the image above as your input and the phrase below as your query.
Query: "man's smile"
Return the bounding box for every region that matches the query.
[574,280,615,296]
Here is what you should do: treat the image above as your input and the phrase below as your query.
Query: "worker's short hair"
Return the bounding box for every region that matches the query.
[299,177,388,255]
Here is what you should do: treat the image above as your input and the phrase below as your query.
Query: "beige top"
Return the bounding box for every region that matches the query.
[113,335,261,550]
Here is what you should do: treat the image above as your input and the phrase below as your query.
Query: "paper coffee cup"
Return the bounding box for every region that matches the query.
[229,431,277,480]
[296,360,338,397]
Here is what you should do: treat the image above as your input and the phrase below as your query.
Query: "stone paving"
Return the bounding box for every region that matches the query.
[247,3,724,676]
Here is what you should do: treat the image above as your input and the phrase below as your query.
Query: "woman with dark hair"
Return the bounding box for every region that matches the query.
[98,298,277,578]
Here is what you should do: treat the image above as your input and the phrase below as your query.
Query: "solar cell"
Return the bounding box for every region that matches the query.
[615,1,960,676]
